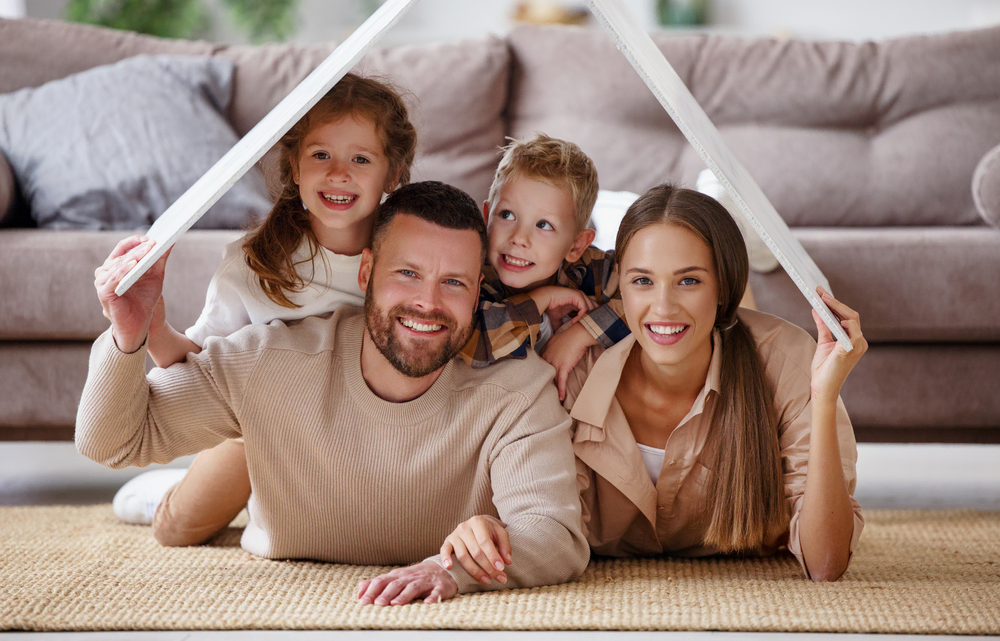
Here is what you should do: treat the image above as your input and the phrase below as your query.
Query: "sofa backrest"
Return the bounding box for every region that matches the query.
[506,24,1000,227]
[0,18,510,204]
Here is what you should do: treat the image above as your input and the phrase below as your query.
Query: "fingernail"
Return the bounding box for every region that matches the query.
[494,561,504,570]
[443,559,451,568]
[480,575,490,584]
[498,574,507,583]
[375,598,387,605]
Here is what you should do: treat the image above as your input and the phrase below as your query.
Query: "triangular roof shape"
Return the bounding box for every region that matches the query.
[115,0,851,350]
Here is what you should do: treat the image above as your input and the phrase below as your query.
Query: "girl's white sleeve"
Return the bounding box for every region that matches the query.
[185,242,255,348]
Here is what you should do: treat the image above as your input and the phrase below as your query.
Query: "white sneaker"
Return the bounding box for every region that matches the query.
[112,468,188,525]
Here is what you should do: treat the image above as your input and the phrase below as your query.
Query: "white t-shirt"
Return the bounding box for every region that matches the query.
[635,442,666,486]
[185,237,365,347]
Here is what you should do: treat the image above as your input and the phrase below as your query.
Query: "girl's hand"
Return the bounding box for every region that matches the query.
[149,295,167,339]
[439,515,512,585]
[810,286,867,404]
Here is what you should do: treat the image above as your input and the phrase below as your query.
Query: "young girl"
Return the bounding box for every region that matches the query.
[439,184,867,584]
[109,73,417,546]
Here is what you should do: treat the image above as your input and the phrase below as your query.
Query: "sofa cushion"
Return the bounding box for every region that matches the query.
[748,227,1000,343]
[0,230,242,341]
[506,25,1000,227]
[0,55,271,230]
[973,143,1000,228]
[225,37,511,202]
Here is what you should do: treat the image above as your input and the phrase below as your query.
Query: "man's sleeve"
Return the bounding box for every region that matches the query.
[560,247,630,348]
[75,329,256,469]
[437,378,590,593]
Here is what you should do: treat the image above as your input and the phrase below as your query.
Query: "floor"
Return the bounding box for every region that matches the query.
[3,441,999,640]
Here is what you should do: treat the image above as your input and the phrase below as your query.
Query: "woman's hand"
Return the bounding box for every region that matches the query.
[439,515,512,585]
[810,286,867,404]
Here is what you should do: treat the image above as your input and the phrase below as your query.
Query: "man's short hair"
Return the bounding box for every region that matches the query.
[372,181,488,264]
[486,133,599,232]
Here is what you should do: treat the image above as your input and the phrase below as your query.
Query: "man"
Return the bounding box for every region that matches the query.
[79,181,589,605]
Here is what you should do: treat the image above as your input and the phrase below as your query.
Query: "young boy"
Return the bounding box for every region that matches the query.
[460,133,629,400]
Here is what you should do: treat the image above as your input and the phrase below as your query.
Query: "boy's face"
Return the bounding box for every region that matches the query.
[485,176,591,293]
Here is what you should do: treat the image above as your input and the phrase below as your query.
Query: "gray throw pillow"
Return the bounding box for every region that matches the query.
[0,55,270,230]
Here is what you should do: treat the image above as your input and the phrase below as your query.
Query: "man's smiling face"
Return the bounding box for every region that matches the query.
[360,213,482,378]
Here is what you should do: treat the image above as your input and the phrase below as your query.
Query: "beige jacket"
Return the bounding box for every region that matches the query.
[564,308,864,576]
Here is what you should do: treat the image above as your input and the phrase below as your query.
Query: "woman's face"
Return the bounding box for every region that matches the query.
[619,222,720,370]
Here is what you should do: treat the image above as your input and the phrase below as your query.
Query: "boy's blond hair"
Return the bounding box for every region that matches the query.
[486,133,599,232]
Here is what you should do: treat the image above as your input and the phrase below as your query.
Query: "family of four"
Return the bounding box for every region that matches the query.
[78,74,867,606]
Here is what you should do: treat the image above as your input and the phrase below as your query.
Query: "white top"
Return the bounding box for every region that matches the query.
[186,237,365,347]
[635,442,666,486]
[536,314,554,353]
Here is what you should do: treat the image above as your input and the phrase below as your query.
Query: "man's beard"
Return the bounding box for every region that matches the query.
[364,281,474,379]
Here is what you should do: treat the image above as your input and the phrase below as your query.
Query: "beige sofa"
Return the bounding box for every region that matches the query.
[2,17,999,442]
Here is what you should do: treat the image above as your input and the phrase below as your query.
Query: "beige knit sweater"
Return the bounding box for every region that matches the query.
[76,307,589,593]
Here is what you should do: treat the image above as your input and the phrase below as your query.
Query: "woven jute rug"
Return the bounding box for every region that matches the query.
[1,506,998,633]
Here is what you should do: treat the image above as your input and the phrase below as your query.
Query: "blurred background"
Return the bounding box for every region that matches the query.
[4,0,1000,47]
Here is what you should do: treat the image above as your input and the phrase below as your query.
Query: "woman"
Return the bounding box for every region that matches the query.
[440,184,867,583]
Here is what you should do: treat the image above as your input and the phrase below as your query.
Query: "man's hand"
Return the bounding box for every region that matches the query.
[357,560,458,606]
[93,235,169,354]
[541,322,598,401]
[440,515,512,585]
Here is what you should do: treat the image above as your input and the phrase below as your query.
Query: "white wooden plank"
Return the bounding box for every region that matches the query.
[115,0,423,296]
[585,0,853,351]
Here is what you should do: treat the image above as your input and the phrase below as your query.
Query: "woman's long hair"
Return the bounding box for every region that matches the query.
[242,73,417,308]
[615,184,784,553]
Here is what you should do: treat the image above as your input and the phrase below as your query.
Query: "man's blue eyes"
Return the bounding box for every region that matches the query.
[399,271,464,287]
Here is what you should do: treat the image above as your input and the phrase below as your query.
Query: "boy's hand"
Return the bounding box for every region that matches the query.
[440,515,512,586]
[527,286,596,317]
[542,322,598,401]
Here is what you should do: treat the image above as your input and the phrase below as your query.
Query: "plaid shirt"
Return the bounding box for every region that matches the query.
[459,246,629,368]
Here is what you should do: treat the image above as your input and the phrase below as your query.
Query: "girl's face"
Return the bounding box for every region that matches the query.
[293,113,395,254]
[619,222,720,370]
